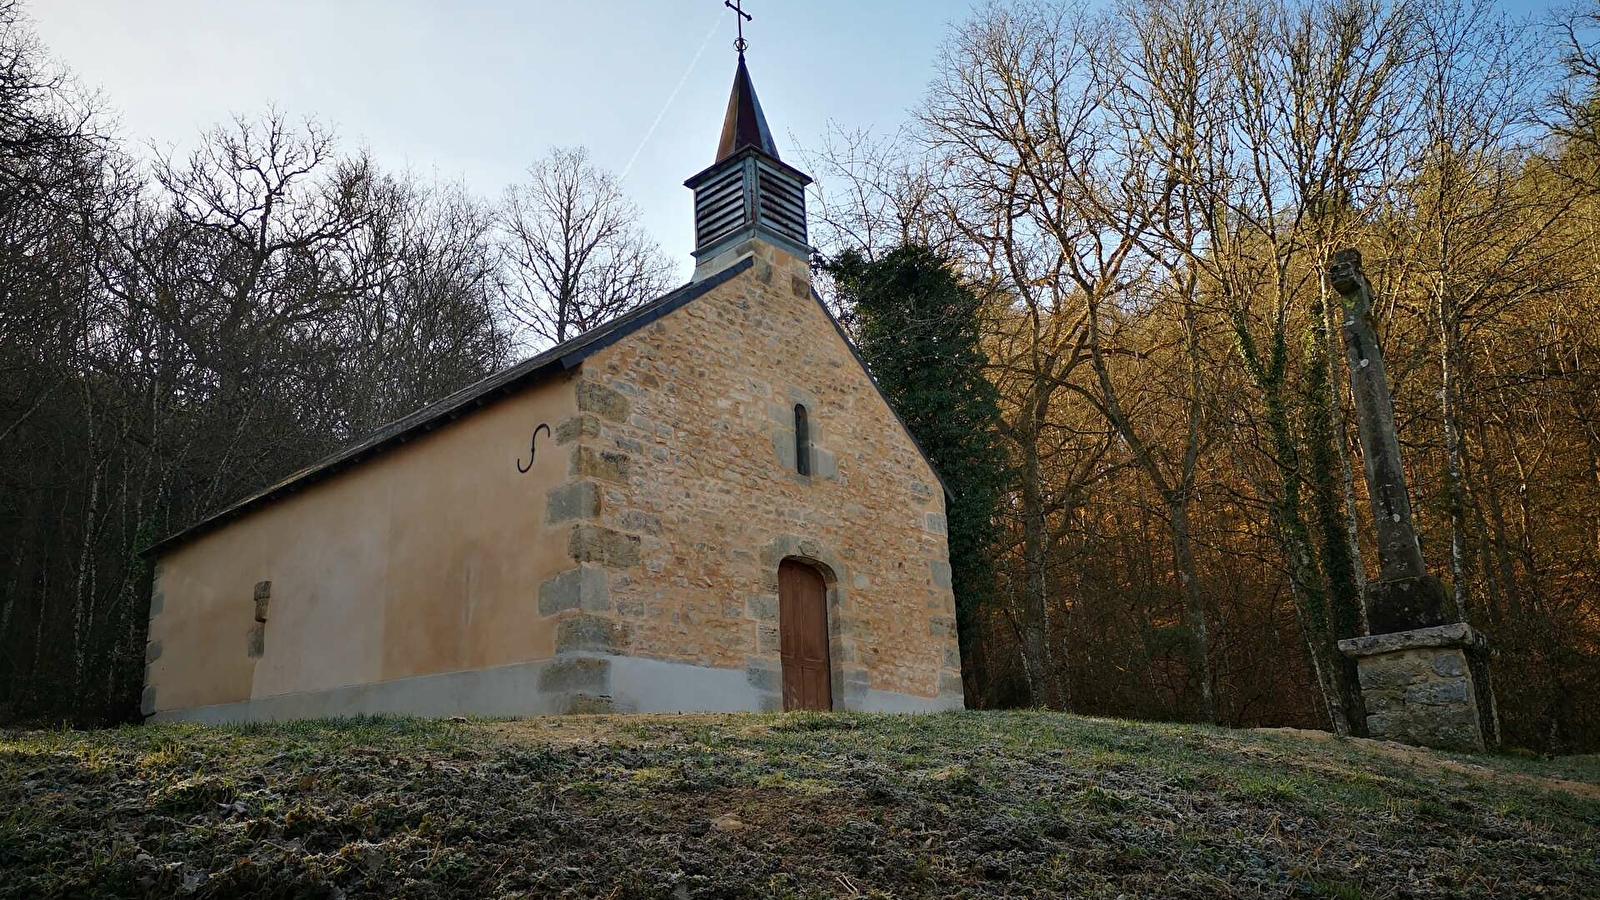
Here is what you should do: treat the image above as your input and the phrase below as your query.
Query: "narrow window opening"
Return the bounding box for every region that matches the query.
[794,404,812,476]
[248,580,270,659]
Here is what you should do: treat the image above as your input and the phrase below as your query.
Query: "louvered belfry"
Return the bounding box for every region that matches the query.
[686,54,812,274]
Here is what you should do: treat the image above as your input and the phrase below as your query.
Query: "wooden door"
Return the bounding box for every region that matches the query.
[778,560,832,711]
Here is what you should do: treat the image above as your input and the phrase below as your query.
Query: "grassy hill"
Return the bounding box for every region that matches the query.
[2,712,1596,899]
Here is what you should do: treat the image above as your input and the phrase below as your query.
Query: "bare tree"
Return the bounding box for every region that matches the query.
[1553,0,1600,171]
[921,0,1120,711]
[497,147,674,348]
[1154,0,1421,735]
[0,0,104,201]
[802,124,956,263]
[333,171,511,436]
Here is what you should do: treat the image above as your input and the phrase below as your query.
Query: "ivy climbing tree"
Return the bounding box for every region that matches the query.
[823,245,1010,697]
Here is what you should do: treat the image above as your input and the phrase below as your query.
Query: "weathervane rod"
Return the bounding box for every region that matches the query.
[725,0,751,54]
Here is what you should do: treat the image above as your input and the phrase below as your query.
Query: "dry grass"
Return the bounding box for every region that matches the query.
[3,711,1596,898]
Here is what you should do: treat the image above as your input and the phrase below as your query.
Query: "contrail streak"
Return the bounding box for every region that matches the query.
[620,8,724,183]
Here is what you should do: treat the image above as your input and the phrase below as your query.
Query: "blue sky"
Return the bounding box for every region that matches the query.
[29,0,1572,278]
[30,0,971,278]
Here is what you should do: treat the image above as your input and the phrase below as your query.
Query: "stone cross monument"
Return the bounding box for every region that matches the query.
[1327,249,1498,751]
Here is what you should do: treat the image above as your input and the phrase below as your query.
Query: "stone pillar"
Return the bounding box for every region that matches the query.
[1327,250,1497,751]
[1338,624,1498,751]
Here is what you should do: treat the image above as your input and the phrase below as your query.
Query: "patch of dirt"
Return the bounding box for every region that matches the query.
[1257,727,1600,800]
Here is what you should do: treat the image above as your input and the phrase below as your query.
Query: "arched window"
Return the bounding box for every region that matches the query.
[794,404,812,476]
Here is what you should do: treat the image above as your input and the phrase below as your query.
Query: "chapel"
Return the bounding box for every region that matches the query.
[140,45,964,723]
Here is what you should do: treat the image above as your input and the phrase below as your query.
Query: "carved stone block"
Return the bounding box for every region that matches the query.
[546,481,602,525]
[554,615,623,654]
[575,380,631,422]
[570,446,632,484]
[539,656,611,694]
[538,566,612,616]
[1363,574,1451,635]
[1340,623,1498,752]
[554,413,602,445]
[568,524,641,569]
[253,581,271,623]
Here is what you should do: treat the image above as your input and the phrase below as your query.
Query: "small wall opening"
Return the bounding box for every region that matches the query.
[794,404,811,476]
[248,580,271,659]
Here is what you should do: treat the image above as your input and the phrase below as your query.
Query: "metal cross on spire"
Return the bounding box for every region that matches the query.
[725,0,752,54]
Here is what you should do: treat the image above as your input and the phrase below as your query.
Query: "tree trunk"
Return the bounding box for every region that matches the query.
[1323,283,1369,627]
[1084,295,1215,721]
[1303,286,1368,734]
[1018,430,1055,708]
[1170,499,1217,723]
[1438,293,1473,622]
[1264,384,1356,736]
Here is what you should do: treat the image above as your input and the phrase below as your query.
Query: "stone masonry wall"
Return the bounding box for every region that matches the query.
[1356,647,1486,750]
[533,239,963,712]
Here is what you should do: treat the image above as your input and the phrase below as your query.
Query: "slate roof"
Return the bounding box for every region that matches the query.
[716,54,780,164]
[146,255,952,557]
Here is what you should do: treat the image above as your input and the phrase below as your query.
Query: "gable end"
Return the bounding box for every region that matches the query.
[807,288,954,503]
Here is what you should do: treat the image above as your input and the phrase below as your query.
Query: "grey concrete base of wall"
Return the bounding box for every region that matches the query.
[1338,623,1499,752]
[150,654,964,725]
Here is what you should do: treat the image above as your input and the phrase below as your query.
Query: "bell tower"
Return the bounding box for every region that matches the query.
[685,46,813,281]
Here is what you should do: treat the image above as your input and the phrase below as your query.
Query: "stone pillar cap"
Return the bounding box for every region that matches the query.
[1338,622,1486,659]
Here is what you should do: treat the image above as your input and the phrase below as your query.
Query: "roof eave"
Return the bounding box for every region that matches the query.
[683,145,813,191]
[143,258,756,558]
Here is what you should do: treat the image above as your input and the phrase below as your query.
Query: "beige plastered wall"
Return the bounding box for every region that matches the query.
[146,376,580,714]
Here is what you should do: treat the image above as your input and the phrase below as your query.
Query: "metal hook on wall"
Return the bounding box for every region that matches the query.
[517,423,552,475]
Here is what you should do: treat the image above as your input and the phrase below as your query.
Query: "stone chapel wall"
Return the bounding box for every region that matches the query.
[550,240,964,712]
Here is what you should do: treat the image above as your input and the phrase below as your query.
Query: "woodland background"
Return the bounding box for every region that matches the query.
[2,0,1598,753]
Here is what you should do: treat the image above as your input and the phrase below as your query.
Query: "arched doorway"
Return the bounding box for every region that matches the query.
[778,559,832,711]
